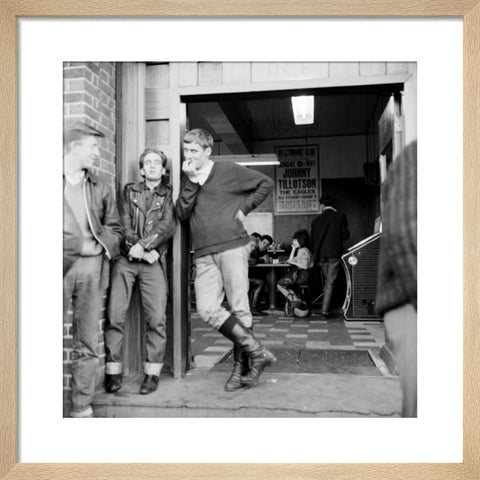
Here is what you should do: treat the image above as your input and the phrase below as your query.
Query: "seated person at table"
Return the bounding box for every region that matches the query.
[249,234,272,265]
[248,234,273,316]
[248,231,261,252]
[277,229,314,301]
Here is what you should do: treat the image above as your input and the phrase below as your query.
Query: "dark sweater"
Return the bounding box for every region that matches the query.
[176,161,273,259]
[310,208,350,260]
[375,141,417,315]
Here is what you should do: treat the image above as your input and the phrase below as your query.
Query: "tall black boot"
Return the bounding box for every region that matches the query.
[240,345,277,387]
[224,343,250,392]
[219,315,276,387]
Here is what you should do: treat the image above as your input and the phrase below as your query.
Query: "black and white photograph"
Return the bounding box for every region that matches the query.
[63,61,417,419]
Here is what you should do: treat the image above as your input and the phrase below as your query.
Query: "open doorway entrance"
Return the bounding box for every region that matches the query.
[182,83,404,370]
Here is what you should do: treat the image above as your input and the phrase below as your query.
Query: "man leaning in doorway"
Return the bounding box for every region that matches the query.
[104,148,176,395]
[63,122,122,418]
[310,194,350,319]
[176,128,277,391]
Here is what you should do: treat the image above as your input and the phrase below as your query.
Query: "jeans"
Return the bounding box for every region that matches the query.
[249,277,265,309]
[319,257,340,314]
[194,244,252,329]
[105,256,167,376]
[63,255,104,414]
[278,268,311,287]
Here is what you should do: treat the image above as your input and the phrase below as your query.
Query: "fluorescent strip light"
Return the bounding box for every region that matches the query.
[211,154,280,166]
[291,95,314,125]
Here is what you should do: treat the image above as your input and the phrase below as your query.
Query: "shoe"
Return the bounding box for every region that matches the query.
[225,344,250,392]
[319,312,332,319]
[105,374,122,393]
[70,406,94,418]
[240,345,277,386]
[140,374,159,394]
[251,308,268,317]
[219,315,276,387]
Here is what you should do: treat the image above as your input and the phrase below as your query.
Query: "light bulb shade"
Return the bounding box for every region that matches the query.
[291,95,314,125]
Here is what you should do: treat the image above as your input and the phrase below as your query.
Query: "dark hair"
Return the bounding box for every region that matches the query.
[320,194,334,207]
[260,234,273,245]
[250,232,261,239]
[64,122,104,150]
[184,128,214,150]
[139,147,168,170]
[293,229,311,249]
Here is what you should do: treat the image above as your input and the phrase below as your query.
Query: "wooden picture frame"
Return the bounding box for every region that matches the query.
[1,1,478,478]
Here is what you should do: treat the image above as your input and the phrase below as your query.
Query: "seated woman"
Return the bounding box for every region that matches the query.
[277,229,314,306]
[279,230,314,286]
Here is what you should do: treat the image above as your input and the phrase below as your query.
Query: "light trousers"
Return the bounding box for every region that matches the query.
[194,244,252,330]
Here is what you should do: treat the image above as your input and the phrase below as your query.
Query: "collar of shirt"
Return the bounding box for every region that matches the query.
[195,160,214,186]
[64,170,85,186]
[142,181,162,193]
[323,206,337,213]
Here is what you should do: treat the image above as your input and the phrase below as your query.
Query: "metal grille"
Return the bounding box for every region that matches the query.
[343,234,381,320]
[352,237,380,317]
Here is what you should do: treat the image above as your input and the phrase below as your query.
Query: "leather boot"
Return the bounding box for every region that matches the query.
[224,344,250,392]
[219,316,276,387]
[105,374,122,393]
[240,345,277,387]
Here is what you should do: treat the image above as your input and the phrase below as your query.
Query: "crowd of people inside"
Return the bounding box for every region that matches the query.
[245,197,349,320]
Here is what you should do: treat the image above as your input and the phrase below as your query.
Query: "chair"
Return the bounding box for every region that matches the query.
[293,266,317,304]
[281,269,313,309]
[296,284,310,303]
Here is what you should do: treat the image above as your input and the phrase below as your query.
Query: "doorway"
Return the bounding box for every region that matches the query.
[181,83,403,370]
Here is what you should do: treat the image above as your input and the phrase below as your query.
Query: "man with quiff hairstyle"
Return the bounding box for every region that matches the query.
[104,147,176,395]
[176,128,277,391]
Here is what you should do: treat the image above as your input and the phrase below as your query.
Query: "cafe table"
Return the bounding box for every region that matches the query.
[249,262,290,310]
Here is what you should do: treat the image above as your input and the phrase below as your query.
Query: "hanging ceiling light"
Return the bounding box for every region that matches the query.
[291,95,314,125]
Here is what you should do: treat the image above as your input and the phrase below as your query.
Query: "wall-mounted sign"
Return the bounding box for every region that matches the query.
[274,145,319,214]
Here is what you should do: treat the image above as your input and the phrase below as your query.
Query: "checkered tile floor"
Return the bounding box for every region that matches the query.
[190,310,385,370]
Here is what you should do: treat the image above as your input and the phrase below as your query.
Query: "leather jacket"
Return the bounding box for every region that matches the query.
[63,170,122,276]
[121,181,176,259]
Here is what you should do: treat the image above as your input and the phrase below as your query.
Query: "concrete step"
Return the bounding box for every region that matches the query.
[92,370,402,418]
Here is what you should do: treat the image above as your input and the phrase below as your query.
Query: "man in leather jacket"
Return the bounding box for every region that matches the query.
[104,148,176,395]
[63,122,122,418]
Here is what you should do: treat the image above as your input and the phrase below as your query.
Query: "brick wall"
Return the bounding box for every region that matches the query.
[63,62,117,415]
[63,62,116,182]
